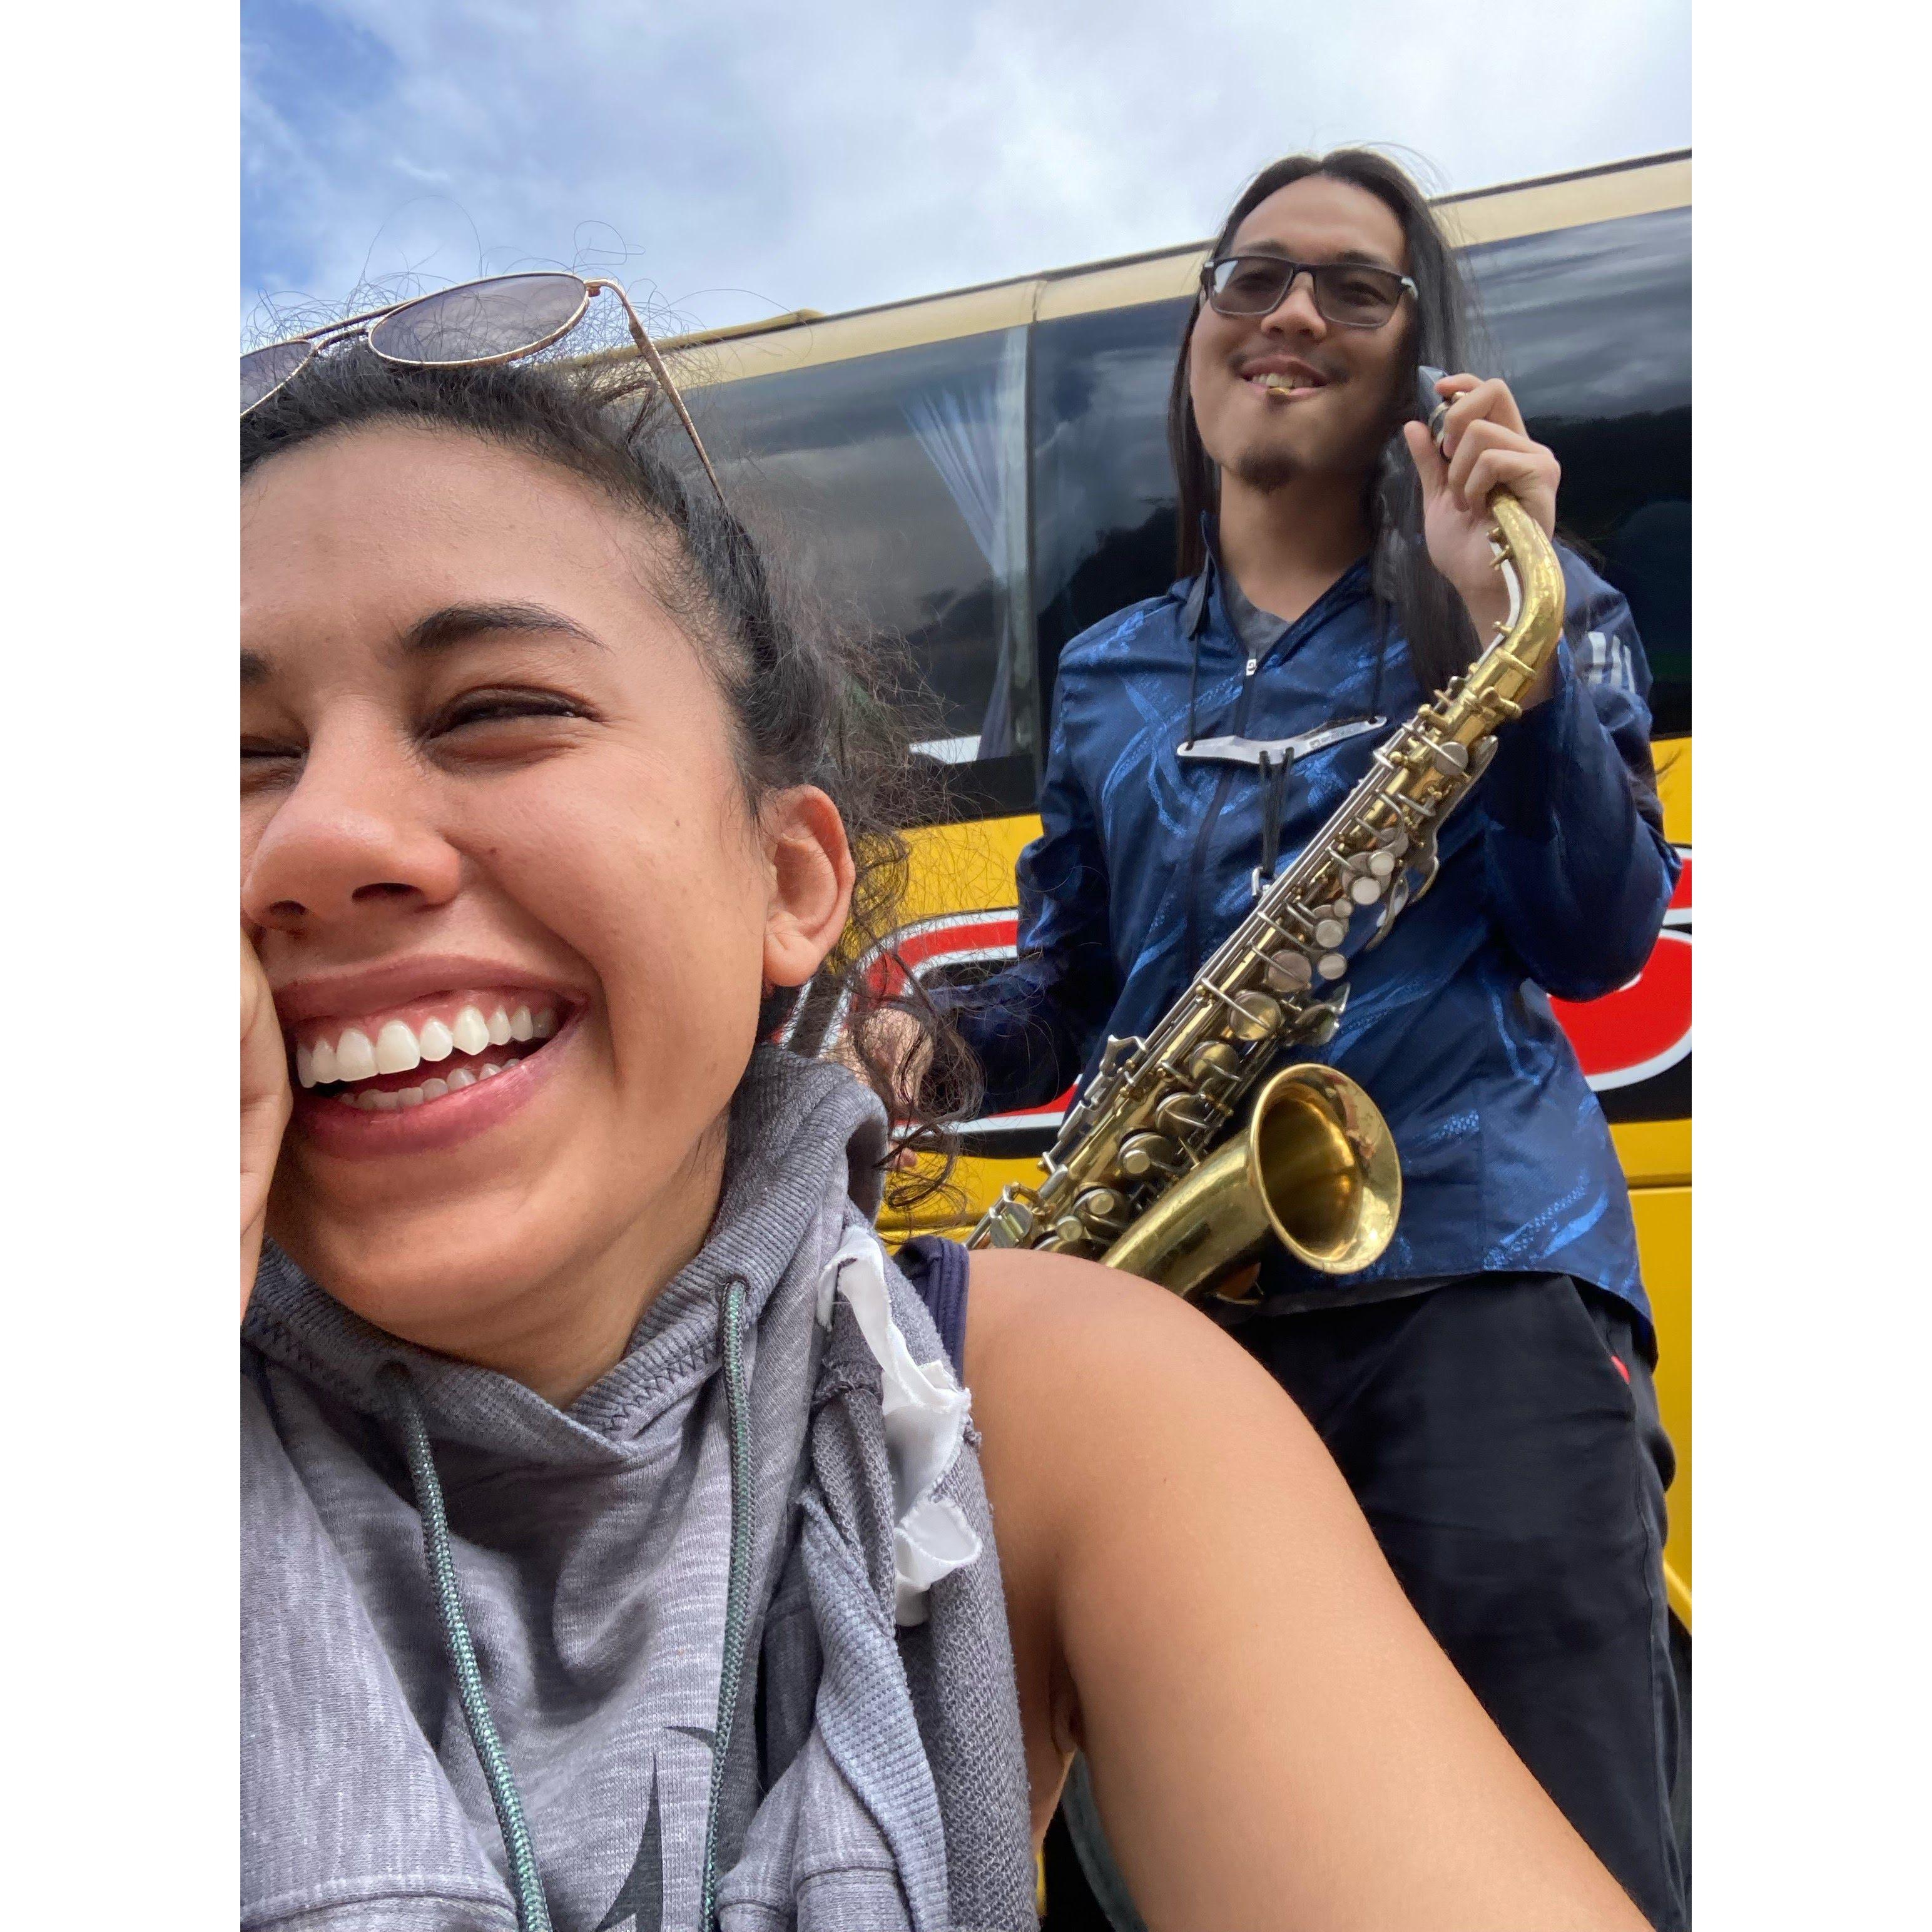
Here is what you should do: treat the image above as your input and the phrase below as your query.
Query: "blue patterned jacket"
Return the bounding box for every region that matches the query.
[944,545,1679,1323]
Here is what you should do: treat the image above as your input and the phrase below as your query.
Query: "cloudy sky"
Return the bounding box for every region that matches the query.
[242,0,1688,340]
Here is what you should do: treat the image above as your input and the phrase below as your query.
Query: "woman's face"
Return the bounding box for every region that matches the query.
[242,423,850,1349]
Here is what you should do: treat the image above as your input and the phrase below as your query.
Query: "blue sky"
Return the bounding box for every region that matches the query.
[242,0,1689,340]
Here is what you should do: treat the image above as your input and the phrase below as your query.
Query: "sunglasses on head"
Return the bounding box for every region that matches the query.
[1201,254,1417,330]
[240,272,726,506]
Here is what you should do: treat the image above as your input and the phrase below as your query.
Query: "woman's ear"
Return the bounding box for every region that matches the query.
[761,786,856,990]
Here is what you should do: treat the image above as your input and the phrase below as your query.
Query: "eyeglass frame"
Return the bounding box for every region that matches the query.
[1199,253,1420,330]
[240,273,726,506]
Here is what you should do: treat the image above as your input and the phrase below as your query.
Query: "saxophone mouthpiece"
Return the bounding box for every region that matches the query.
[1415,365,1452,447]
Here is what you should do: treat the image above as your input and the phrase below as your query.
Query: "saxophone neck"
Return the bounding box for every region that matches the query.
[1491,491,1566,638]
[1414,365,1566,687]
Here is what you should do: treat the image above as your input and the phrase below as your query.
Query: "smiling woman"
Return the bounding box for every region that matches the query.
[239,347,1649,1932]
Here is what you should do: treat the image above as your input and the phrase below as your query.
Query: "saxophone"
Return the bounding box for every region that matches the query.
[967,369,1568,1297]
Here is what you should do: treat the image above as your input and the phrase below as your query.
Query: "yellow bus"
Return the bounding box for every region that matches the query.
[668,150,1692,1651]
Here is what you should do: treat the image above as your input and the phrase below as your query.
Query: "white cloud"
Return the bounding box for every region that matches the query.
[243,0,1689,333]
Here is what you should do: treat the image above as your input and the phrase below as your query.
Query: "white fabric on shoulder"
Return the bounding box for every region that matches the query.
[816,1222,983,1626]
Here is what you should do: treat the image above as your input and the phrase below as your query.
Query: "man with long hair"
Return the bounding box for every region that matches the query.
[880,150,1685,1928]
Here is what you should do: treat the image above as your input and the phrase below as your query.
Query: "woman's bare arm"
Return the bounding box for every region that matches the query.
[967,1249,1645,1932]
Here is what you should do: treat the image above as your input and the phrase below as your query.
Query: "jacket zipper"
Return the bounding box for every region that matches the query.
[1181,652,1261,977]
[1176,564,1368,977]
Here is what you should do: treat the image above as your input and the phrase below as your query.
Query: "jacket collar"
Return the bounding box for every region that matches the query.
[1176,515,1374,648]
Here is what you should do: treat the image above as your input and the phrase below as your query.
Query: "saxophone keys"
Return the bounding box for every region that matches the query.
[1266,950,1314,993]
[1297,1002,1344,1045]
[1188,1040,1241,1082]
[1155,1091,1215,1137]
[1226,990,1284,1040]
[1073,1187,1129,1235]
[1314,917,1348,948]
[1430,741,1470,778]
[1376,827,1410,858]
[980,1199,1032,1246]
[1368,849,1397,878]
[1119,1131,1182,1179]
[1318,952,1348,980]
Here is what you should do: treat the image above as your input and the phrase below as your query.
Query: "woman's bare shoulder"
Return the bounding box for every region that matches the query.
[959,1246,1360,1562]
[963,1247,1323,1455]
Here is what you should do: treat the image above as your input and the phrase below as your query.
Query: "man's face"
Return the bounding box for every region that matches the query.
[1187,175,1414,496]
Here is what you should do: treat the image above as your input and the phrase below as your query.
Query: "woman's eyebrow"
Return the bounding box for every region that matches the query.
[399,601,608,657]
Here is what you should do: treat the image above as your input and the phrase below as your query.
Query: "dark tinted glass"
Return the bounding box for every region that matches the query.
[1030,202,1692,736]
[369,273,587,365]
[1029,295,1191,698]
[1465,205,1691,733]
[684,327,1035,810]
[241,338,314,414]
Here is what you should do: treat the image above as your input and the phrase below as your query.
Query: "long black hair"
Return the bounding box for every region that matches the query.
[1168,148,1483,694]
[241,347,978,1197]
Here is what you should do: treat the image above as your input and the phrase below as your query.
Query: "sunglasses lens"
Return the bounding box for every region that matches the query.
[1318,268,1403,327]
[241,340,313,415]
[368,273,587,366]
[1211,260,1291,314]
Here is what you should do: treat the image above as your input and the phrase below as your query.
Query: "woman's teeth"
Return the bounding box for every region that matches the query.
[333,1062,515,1110]
[295,1002,560,1094]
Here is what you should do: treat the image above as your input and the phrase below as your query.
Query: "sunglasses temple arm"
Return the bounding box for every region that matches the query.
[606,287,727,508]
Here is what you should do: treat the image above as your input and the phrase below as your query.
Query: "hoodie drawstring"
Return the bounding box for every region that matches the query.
[699,1278,755,1932]
[381,1291,756,1932]
[380,1363,554,1932]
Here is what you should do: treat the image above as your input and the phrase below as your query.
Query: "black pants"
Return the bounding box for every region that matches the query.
[1236,1273,1687,1930]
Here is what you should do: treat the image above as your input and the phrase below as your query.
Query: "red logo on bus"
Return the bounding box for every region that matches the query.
[1548,848,1690,1089]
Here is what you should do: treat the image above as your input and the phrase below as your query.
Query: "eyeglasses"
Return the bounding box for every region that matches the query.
[1201,255,1418,330]
[239,272,725,505]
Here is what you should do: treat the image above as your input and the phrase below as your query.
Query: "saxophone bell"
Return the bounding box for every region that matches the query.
[1097,1064,1400,1299]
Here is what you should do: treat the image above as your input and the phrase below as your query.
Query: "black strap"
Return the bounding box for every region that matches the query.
[1257,748,1290,885]
[893,1235,971,1383]
[1369,598,1391,717]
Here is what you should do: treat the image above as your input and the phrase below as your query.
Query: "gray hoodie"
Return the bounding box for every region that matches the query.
[242,1047,1038,1932]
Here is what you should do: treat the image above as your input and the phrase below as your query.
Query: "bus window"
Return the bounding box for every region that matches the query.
[1029,297,1192,706]
[686,327,1037,815]
[1467,204,1692,735]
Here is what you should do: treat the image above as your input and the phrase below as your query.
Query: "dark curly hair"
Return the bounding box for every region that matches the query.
[241,345,978,1198]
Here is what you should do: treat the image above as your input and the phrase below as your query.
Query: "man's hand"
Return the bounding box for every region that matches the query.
[241,932,291,1320]
[1403,372,1561,696]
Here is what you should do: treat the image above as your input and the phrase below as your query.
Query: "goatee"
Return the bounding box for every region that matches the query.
[1229,448,1304,494]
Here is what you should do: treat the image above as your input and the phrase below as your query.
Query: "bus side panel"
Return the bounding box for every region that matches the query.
[1632,1182,1692,1623]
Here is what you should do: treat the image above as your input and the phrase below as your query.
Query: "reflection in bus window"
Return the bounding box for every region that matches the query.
[685,327,1035,771]
[1030,297,1191,699]
[1467,205,1691,733]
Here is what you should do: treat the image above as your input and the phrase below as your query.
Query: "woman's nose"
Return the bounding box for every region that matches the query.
[243,736,462,935]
